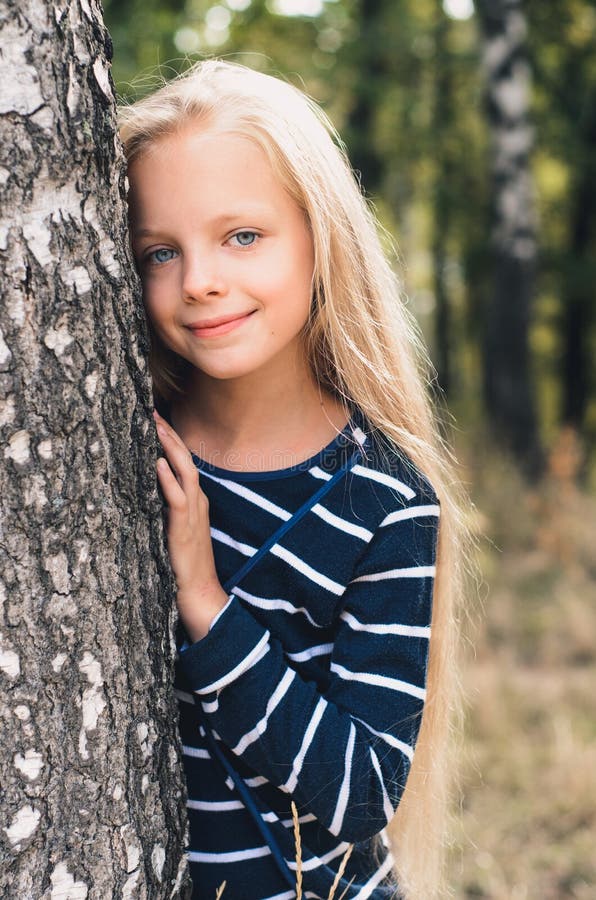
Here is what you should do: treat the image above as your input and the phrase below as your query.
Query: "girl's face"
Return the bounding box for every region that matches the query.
[128,127,315,387]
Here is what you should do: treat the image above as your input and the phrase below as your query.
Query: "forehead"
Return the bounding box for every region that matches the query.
[131,130,284,201]
[127,128,306,232]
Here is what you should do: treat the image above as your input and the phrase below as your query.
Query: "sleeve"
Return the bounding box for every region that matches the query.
[177,497,440,844]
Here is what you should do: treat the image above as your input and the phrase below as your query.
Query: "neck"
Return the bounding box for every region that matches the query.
[170,353,349,467]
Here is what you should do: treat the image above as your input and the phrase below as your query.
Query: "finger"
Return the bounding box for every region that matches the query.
[156,456,192,511]
[156,425,200,491]
[154,413,191,455]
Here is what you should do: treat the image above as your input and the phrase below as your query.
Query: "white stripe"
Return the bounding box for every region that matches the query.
[329,722,356,836]
[186,799,244,811]
[311,503,374,541]
[224,773,270,791]
[262,892,321,900]
[194,632,270,695]
[210,527,256,557]
[234,585,325,629]
[281,812,317,827]
[263,893,321,900]
[199,726,222,742]
[352,464,416,500]
[309,465,332,481]
[287,643,333,663]
[260,893,296,900]
[231,669,296,755]
[244,775,269,788]
[261,810,317,827]
[282,696,327,793]
[340,610,431,639]
[353,716,414,763]
[201,697,219,714]
[270,544,345,596]
[352,565,436,583]
[380,504,440,527]
[187,845,271,864]
[287,840,352,872]
[369,747,395,824]
[182,744,210,760]
[174,689,194,705]
[201,472,291,520]
[330,662,426,701]
[261,811,280,823]
[352,426,368,447]
[351,853,394,898]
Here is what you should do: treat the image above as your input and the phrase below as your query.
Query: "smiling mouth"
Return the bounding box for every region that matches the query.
[186,310,256,338]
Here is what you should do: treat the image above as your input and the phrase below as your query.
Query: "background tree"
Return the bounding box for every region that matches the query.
[527,0,596,442]
[0,1,190,895]
[476,0,541,470]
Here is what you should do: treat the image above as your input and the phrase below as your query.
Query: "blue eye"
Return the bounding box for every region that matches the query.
[231,231,258,247]
[149,248,177,264]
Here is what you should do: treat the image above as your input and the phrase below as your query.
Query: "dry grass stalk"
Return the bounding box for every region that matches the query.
[336,875,357,900]
[213,811,356,900]
[291,800,303,899]
[327,844,354,900]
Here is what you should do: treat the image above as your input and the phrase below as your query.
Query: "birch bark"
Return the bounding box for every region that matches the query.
[0,1,190,896]
[477,0,541,468]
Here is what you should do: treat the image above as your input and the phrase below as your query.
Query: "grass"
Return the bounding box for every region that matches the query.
[449,429,596,899]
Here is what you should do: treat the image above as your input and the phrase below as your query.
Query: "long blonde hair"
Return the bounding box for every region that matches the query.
[119,60,465,899]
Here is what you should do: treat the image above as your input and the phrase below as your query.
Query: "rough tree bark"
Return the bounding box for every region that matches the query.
[476,0,541,470]
[0,1,191,896]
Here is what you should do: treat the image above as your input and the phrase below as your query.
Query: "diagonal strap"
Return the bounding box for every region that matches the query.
[222,447,362,596]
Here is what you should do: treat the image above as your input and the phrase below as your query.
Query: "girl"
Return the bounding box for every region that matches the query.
[119,60,463,900]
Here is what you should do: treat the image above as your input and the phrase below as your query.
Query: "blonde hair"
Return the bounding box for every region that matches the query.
[119,60,465,899]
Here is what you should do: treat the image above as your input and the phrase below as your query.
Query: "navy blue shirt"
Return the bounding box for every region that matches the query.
[175,410,439,899]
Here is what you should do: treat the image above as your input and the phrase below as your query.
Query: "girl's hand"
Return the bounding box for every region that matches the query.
[153,410,229,642]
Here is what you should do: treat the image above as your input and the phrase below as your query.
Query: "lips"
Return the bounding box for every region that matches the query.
[185,310,256,338]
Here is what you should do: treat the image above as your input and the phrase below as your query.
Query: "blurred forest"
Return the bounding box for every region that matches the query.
[103,1,596,897]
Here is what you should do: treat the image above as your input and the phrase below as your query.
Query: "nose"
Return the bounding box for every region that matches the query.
[181,253,228,302]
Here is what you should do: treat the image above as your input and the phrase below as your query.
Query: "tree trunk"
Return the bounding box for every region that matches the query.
[476,0,541,470]
[431,1,454,397]
[561,87,596,432]
[0,1,191,896]
[343,0,389,195]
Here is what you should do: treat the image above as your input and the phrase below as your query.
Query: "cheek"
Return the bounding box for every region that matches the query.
[266,246,314,303]
[141,278,170,317]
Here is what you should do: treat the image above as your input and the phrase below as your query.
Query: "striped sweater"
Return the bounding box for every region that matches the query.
[174,409,440,899]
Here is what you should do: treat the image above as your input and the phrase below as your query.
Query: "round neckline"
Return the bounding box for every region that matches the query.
[190,414,359,482]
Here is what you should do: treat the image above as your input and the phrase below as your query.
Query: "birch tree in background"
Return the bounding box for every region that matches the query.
[0,1,190,895]
[476,0,541,469]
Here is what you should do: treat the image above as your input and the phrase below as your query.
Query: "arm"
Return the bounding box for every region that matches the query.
[178,503,439,843]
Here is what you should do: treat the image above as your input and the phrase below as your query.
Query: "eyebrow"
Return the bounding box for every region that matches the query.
[132,209,273,240]
[132,228,162,239]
